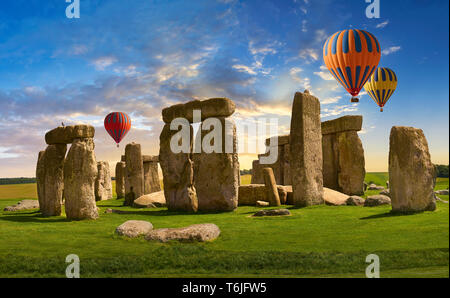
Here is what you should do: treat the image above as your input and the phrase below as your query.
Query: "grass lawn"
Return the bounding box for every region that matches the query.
[0,174,448,278]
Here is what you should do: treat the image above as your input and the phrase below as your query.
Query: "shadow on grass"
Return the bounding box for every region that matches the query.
[360,210,424,220]
[0,213,70,223]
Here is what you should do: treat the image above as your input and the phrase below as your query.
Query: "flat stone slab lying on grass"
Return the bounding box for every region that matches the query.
[3,200,39,211]
[256,200,269,207]
[435,190,449,196]
[253,209,291,217]
[115,220,153,238]
[323,187,349,206]
[346,196,365,206]
[133,191,166,208]
[145,223,220,243]
[368,184,385,191]
[364,195,391,207]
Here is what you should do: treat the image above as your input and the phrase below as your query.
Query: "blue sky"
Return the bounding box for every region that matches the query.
[0,0,448,177]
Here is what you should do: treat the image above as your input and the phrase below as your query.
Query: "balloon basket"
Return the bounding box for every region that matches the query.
[117,144,119,148]
[380,108,383,112]
[350,97,359,103]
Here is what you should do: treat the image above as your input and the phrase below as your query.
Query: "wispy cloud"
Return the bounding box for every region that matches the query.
[92,56,117,70]
[382,46,401,56]
[376,20,389,28]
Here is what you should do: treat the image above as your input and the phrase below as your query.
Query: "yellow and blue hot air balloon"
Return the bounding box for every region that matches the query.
[323,29,381,102]
[364,67,398,112]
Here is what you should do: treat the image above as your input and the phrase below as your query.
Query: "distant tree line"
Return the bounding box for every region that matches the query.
[435,165,449,178]
[240,169,252,175]
[0,178,36,185]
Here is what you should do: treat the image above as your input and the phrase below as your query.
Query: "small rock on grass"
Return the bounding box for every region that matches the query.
[145,223,220,243]
[253,209,291,217]
[115,220,153,238]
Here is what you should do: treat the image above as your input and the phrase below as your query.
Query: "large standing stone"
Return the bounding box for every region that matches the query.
[289,91,324,206]
[125,143,144,199]
[336,131,365,195]
[262,168,281,206]
[159,124,198,212]
[64,138,98,220]
[193,117,239,211]
[389,126,436,212]
[115,162,126,199]
[95,161,112,201]
[162,98,235,123]
[143,159,161,194]
[283,144,292,185]
[36,151,46,209]
[322,134,339,190]
[250,160,264,184]
[40,144,67,216]
[45,125,95,145]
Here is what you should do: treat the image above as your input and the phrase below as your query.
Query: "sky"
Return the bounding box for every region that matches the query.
[0,0,448,177]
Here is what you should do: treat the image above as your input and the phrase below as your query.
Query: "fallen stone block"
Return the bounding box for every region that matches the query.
[145,223,220,242]
[116,220,153,238]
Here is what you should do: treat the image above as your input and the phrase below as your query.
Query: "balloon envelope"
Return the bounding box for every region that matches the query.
[364,67,398,112]
[323,29,381,101]
[104,112,131,145]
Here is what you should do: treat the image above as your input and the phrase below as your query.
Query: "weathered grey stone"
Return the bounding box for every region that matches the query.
[45,125,95,145]
[4,200,39,212]
[321,115,362,135]
[95,161,112,201]
[364,195,391,207]
[389,126,436,212]
[115,220,153,238]
[40,144,67,216]
[436,190,449,196]
[145,223,220,242]
[133,191,166,208]
[159,124,198,212]
[193,117,239,211]
[323,187,349,206]
[257,151,284,185]
[250,160,264,184]
[346,196,365,206]
[322,134,339,190]
[162,98,235,123]
[115,162,126,199]
[36,151,46,210]
[125,143,144,199]
[143,160,161,194]
[262,168,281,206]
[253,209,291,217]
[238,184,290,206]
[64,138,98,220]
[289,91,324,206]
[368,184,385,191]
[256,200,269,207]
[283,144,292,185]
[335,131,365,195]
[379,189,391,197]
[265,135,290,147]
[142,155,159,162]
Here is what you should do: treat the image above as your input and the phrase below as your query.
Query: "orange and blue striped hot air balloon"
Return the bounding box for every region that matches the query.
[364,67,398,112]
[104,112,131,147]
[323,29,381,102]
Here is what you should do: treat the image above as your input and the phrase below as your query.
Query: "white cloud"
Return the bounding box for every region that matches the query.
[376,20,389,28]
[299,48,319,61]
[320,96,341,105]
[321,103,358,118]
[92,56,117,70]
[232,64,257,75]
[382,46,401,56]
[290,67,311,90]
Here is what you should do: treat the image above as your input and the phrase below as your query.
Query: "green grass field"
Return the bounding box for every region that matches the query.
[0,173,448,278]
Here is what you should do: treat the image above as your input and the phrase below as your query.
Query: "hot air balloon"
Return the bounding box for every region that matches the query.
[323,29,381,102]
[364,67,397,112]
[104,112,131,147]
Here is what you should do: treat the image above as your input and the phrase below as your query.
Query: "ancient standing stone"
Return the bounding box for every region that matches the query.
[143,158,161,194]
[45,125,95,145]
[322,134,339,190]
[251,160,264,184]
[64,138,98,220]
[162,98,235,123]
[36,151,46,210]
[40,144,67,216]
[336,131,365,195]
[115,162,126,199]
[289,91,324,206]
[159,124,198,212]
[283,144,292,185]
[389,126,436,212]
[193,117,239,211]
[95,161,112,201]
[125,143,144,199]
[262,168,281,206]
